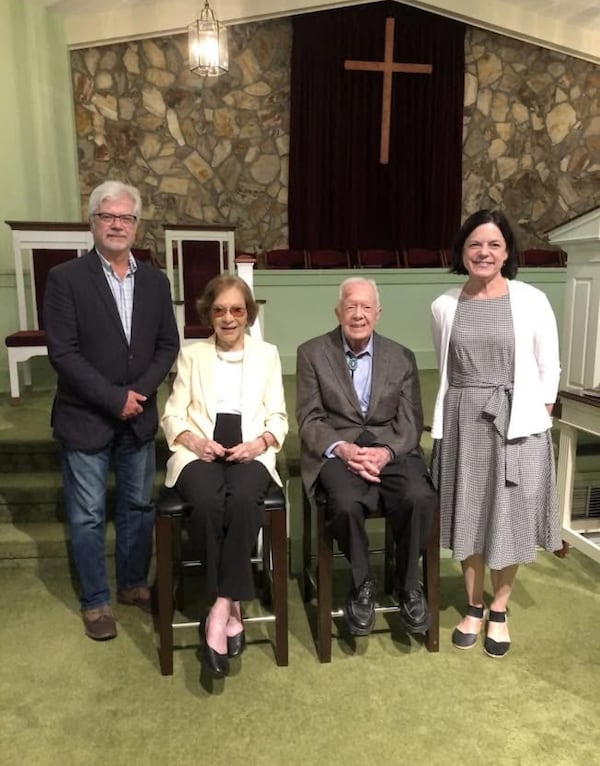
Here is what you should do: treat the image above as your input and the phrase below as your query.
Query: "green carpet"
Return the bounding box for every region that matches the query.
[0,551,598,765]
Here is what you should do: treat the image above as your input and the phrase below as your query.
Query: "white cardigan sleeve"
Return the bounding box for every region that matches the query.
[532,291,561,404]
[430,289,460,439]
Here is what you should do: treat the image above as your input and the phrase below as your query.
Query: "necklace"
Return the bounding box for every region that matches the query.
[215,348,244,363]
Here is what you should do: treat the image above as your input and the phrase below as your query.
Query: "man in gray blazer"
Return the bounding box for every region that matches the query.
[44,180,179,641]
[296,277,436,636]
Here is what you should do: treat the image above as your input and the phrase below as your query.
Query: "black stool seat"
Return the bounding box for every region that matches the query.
[263,484,286,510]
[155,484,285,516]
[155,486,192,517]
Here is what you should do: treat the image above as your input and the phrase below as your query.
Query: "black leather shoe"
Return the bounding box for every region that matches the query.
[398,584,430,634]
[227,629,246,658]
[199,621,229,678]
[344,577,377,635]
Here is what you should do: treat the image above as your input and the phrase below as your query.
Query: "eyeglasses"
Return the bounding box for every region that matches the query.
[211,305,247,318]
[93,212,138,226]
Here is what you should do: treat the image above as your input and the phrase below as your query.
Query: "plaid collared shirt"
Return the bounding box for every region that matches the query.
[97,249,137,344]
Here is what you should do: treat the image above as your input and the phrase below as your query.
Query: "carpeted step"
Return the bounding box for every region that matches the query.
[0,521,115,563]
[0,470,167,523]
[0,438,172,474]
[0,471,63,521]
[0,442,60,473]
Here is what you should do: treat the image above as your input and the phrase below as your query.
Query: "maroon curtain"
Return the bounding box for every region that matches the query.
[289,1,465,251]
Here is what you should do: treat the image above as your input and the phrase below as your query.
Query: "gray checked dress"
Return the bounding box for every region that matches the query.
[431,294,561,569]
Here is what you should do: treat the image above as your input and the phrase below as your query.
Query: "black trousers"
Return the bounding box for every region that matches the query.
[317,453,437,592]
[175,459,271,601]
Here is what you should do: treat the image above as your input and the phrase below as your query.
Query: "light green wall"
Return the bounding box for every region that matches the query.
[254,268,567,374]
[0,0,81,391]
[0,266,567,395]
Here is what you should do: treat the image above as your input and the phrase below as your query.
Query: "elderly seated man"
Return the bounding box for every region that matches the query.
[296,277,437,636]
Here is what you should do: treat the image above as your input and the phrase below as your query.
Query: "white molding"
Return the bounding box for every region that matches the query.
[43,0,600,64]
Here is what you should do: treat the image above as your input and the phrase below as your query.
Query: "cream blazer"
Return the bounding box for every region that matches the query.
[430,279,560,440]
[161,334,288,487]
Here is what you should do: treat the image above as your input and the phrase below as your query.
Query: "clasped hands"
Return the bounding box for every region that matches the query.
[120,390,146,420]
[179,431,265,463]
[333,442,391,483]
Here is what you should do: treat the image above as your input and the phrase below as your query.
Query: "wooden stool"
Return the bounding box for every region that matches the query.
[155,483,288,674]
[303,488,440,662]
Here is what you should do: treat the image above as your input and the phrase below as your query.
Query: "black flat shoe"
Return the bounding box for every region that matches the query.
[484,609,510,658]
[452,604,486,650]
[200,621,229,678]
[227,629,246,658]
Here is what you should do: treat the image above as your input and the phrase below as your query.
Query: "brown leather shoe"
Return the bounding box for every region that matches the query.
[117,586,153,614]
[82,605,117,641]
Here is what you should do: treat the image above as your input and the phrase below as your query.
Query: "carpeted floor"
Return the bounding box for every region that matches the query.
[0,549,599,765]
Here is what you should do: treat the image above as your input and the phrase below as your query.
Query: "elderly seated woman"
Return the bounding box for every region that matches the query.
[161,275,288,678]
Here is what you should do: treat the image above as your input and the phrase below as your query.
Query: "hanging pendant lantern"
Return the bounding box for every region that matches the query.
[188,1,229,77]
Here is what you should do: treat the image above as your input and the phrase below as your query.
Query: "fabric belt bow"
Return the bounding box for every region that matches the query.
[449,374,519,486]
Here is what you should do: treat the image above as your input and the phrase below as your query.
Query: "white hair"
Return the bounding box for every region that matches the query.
[88,181,142,219]
[337,277,381,309]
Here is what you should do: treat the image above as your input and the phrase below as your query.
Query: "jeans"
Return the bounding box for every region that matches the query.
[61,428,156,611]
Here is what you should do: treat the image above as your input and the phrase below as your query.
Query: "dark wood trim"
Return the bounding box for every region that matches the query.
[559,389,600,409]
[162,224,236,232]
[5,220,89,231]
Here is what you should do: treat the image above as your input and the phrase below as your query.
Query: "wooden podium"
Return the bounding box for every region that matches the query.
[555,392,600,564]
[548,208,600,561]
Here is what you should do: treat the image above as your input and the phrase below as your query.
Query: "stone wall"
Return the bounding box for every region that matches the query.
[71,18,600,261]
[71,20,291,260]
[463,28,600,249]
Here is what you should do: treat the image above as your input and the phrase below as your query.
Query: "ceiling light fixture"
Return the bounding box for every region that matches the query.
[188,1,229,77]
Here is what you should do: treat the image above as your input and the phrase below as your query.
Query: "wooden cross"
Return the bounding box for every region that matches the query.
[344,17,433,164]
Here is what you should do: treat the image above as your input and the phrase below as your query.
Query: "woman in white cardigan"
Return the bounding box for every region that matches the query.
[430,209,561,658]
[162,275,288,678]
